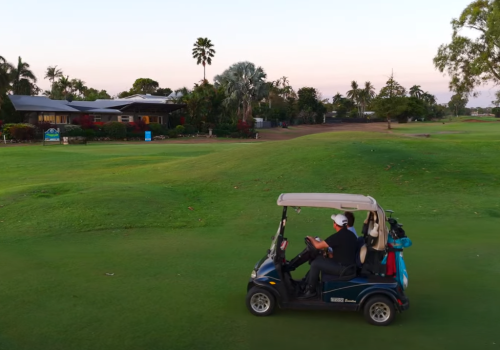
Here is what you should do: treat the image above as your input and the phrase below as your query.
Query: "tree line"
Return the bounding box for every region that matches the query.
[4,18,500,129]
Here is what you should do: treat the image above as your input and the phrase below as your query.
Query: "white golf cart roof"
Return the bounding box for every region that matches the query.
[277,193,378,211]
[277,193,388,251]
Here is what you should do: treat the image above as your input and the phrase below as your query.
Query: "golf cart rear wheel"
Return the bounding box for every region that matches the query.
[363,296,395,326]
[246,287,275,316]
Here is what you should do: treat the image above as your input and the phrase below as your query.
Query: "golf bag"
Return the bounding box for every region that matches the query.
[382,236,412,289]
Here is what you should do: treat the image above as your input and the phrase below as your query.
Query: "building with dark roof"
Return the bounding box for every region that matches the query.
[8,95,186,126]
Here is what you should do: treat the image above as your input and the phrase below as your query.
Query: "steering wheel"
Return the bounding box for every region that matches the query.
[304,237,318,252]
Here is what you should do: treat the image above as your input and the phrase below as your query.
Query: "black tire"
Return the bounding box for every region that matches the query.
[363,295,396,326]
[246,287,276,317]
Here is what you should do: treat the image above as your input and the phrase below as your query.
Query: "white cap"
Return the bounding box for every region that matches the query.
[331,214,348,226]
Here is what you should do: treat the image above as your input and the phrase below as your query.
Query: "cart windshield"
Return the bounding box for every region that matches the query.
[268,223,282,259]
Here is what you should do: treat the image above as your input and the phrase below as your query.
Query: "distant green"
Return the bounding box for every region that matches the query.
[0,121,499,350]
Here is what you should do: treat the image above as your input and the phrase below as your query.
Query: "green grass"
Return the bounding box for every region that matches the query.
[1,122,499,350]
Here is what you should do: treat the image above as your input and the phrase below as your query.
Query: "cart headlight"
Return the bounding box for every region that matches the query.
[251,270,257,279]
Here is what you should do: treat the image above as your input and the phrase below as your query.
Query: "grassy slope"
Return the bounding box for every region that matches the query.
[0,122,499,350]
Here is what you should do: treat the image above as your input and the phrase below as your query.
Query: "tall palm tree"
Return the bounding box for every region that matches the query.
[192,37,216,81]
[358,81,376,116]
[45,66,63,97]
[422,92,436,105]
[71,79,87,98]
[409,85,424,99]
[266,81,278,108]
[346,81,361,116]
[0,56,13,112]
[10,57,37,95]
[0,56,12,93]
[332,93,343,105]
[58,75,72,97]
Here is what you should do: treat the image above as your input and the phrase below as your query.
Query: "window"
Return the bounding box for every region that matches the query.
[149,116,161,123]
[56,115,68,124]
[94,116,102,122]
[120,116,130,123]
[38,113,68,124]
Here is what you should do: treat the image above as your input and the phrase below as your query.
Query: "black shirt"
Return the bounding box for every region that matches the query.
[324,227,358,265]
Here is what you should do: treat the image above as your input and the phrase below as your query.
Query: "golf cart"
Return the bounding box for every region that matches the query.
[246,193,411,326]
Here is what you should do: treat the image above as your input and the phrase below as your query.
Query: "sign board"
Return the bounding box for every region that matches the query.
[44,128,60,142]
[145,131,152,142]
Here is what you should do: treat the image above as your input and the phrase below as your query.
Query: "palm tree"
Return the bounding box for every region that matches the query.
[214,61,268,122]
[172,87,191,103]
[346,81,361,116]
[332,93,343,105]
[10,57,37,95]
[0,56,12,93]
[58,75,72,97]
[192,37,216,81]
[409,85,424,99]
[422,92,436,105]
[358,81,376,116]
[0,56,13,112]
[276,76,295,99]
[266,81,278,108]
[71,79,87,98]
[45,66,63,97]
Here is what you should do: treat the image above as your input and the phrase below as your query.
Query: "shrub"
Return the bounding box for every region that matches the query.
[64,125,83,137]
[126,131,144,139]
[167,130,178,138]
[66,127,85,137]
[9,124,36,140]
[149,123,164,136]
[213,129,230,137]
[183,124,196,135]
[349,109,358,118]
[65,124,82,132]
[237,120,252,137]
[103,122,127,139]
[72,115,95,129]
[493,107,500,118]
[84,129,96,139]
[34,121,56,132]
[175,125,185,134]
[134,119,148,132]
[1,123,16,139]
[229,132,241,138]
[218,123,237,132]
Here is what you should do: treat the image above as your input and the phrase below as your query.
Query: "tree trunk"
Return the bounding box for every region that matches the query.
[387,116,392,130]
[203,63,206,82]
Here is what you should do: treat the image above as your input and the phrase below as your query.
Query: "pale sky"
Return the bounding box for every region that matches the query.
[1,0,496,107]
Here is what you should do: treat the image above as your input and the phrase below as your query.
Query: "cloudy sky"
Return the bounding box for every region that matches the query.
[2,0,496,106]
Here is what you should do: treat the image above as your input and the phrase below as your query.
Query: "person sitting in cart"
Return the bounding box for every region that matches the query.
[299,214,358,299]
[344,211,358,238]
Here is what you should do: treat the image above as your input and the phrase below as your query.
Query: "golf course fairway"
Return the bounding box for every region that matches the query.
[0,121,498,350]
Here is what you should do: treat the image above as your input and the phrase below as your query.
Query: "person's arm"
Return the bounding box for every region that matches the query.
[306,236,329,250]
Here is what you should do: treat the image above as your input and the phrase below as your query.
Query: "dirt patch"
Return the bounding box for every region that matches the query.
[257,123,389,141]
[463,119,498,123]
[403,133,431,138]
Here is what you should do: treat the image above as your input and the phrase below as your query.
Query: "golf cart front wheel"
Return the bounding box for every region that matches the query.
[246,287,276,316]
[363,296,395,326]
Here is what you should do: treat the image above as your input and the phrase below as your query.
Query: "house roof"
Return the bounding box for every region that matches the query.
[8,95,84,113]
[8,95,185,115]
[119,94,170,101]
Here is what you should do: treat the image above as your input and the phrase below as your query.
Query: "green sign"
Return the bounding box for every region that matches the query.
[44,128,60,141]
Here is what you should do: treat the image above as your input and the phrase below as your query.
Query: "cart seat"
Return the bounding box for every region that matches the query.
[322,265,357,282]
